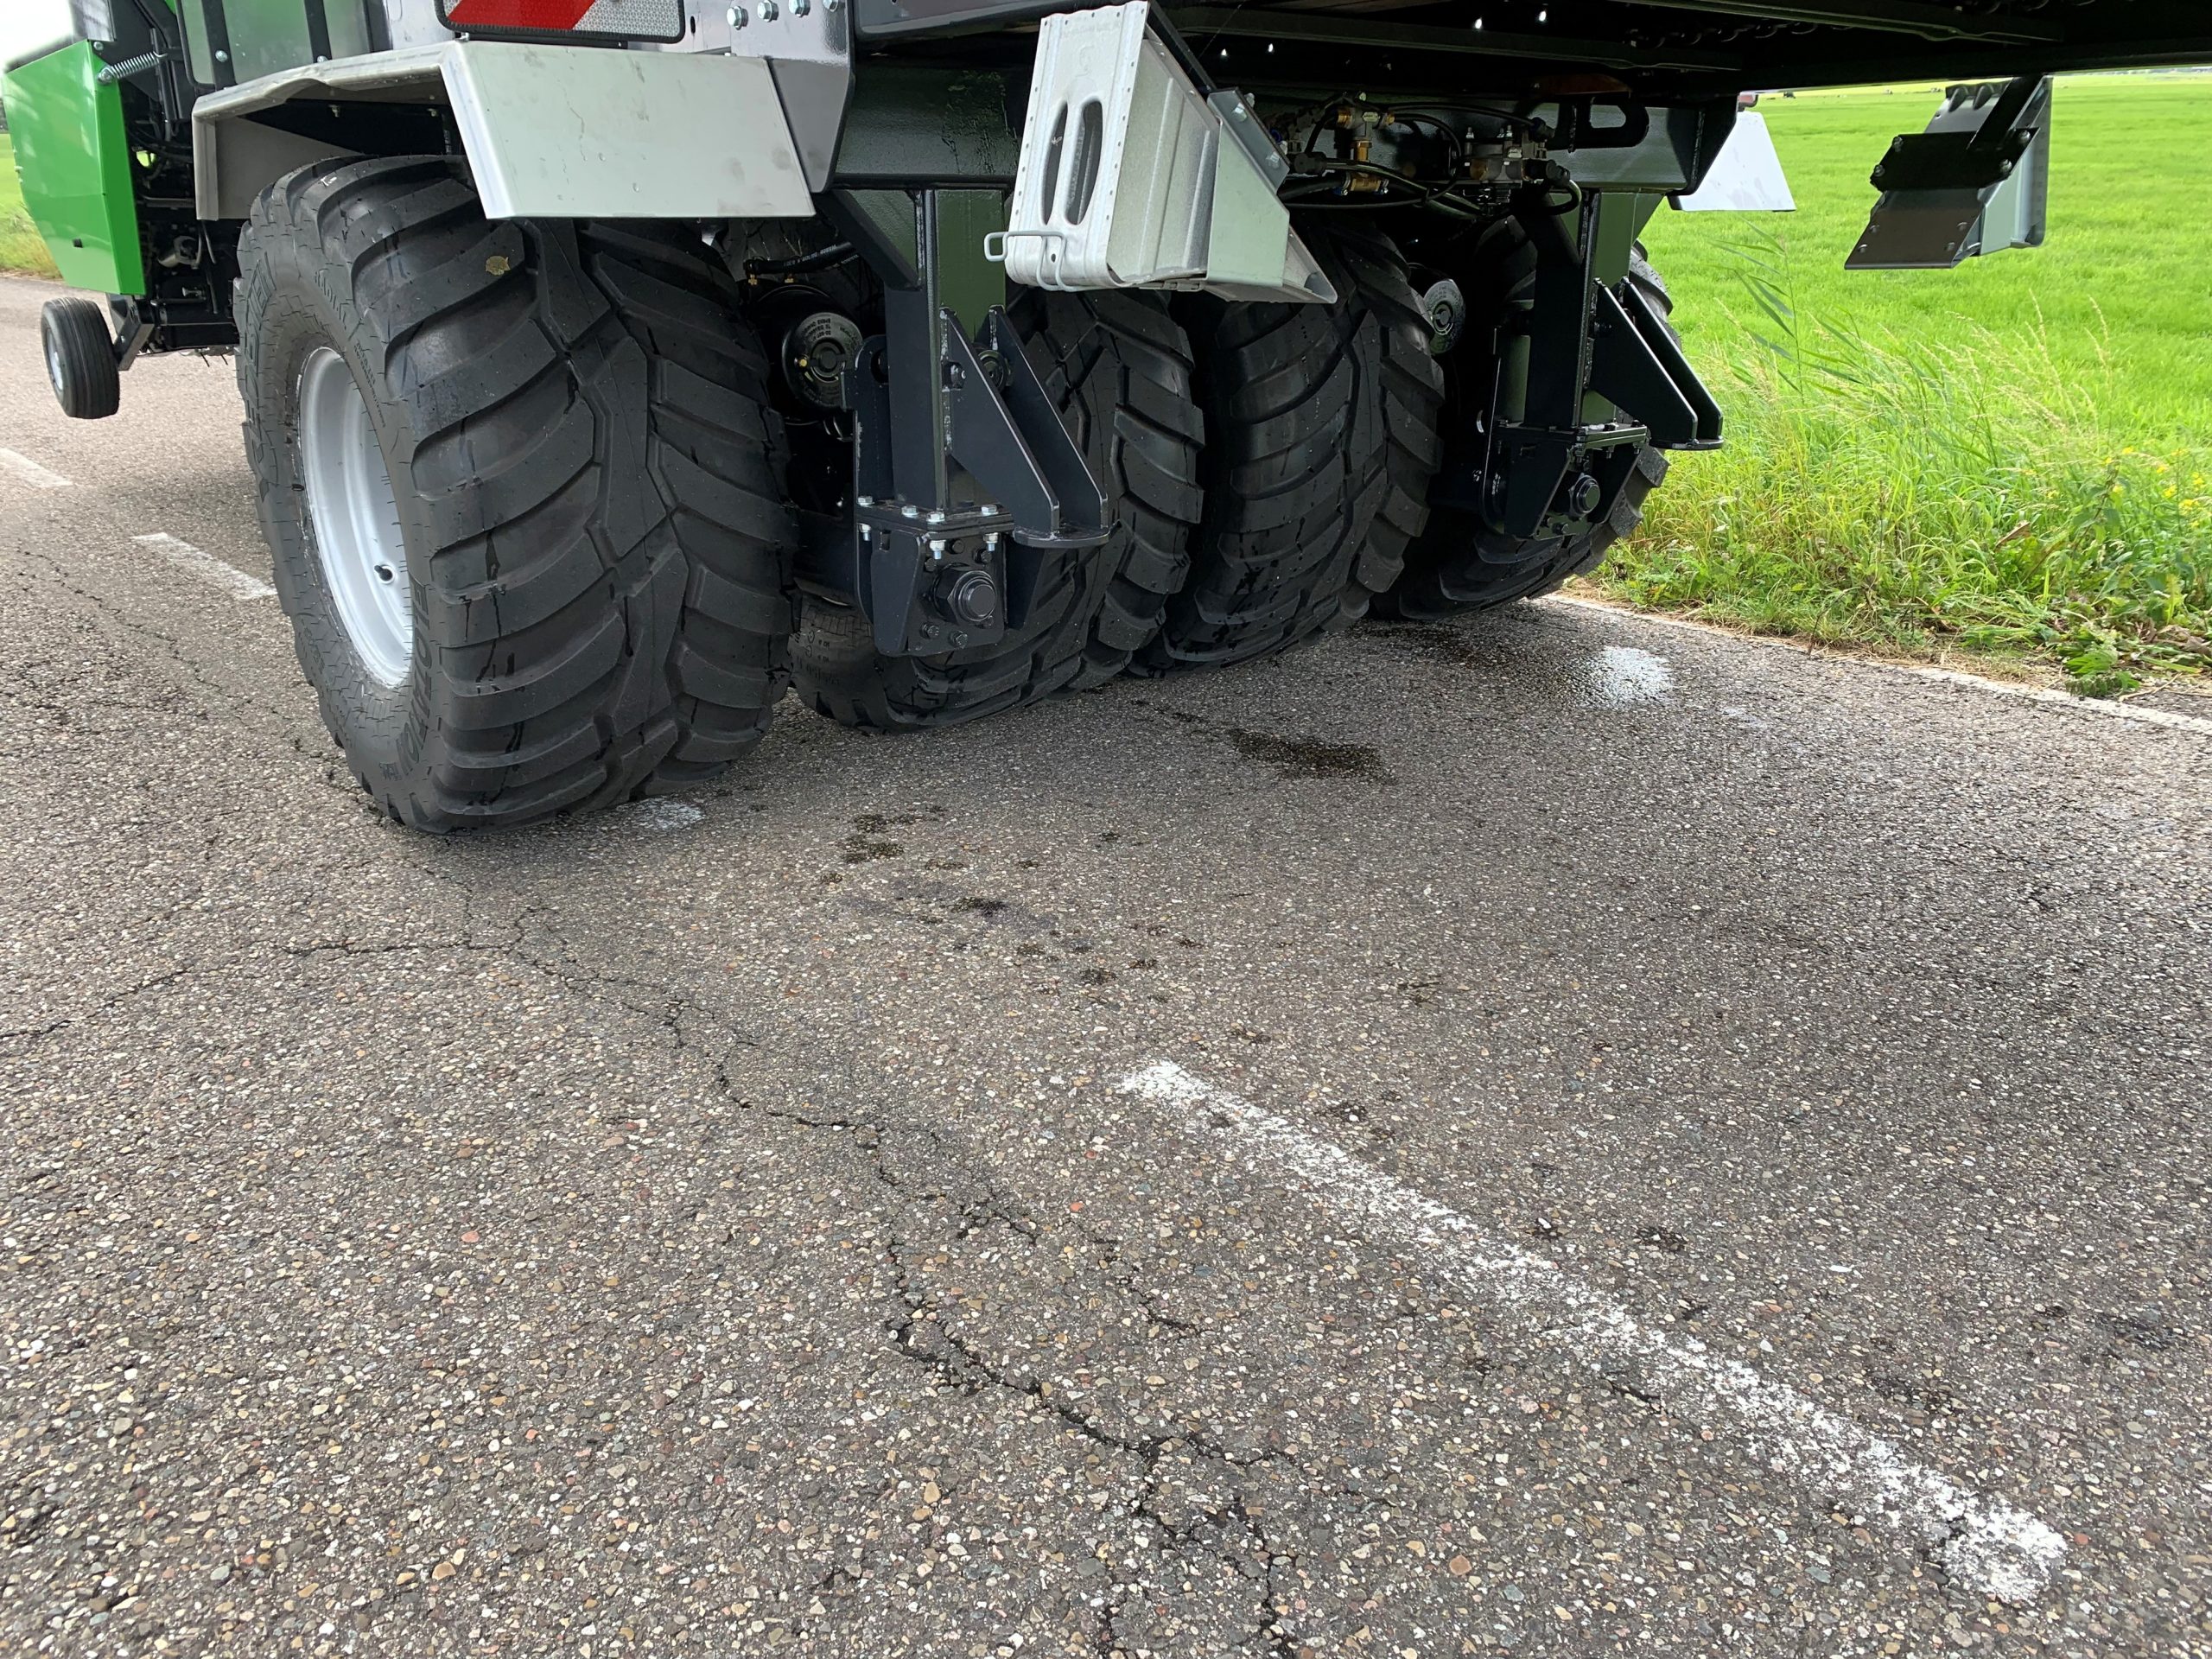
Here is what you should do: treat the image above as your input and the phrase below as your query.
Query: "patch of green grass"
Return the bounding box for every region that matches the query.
[1615,76,2212,693]
[1,134,63,279]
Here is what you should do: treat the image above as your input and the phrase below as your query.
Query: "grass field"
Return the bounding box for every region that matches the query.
[1624,76,2212,692]
[0,135,62,279]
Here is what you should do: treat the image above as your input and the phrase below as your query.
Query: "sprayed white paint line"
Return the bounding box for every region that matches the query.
[1541,594,2212,740]
[132,533,276,601]
[0,448,73,490]
[1118,1059,2069,1604]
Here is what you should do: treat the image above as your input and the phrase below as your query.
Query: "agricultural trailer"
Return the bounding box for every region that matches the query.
[5,0,2209,830]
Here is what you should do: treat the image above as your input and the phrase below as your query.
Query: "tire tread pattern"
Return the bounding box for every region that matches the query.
[235,156,793,830]
[1141,226,1444,671]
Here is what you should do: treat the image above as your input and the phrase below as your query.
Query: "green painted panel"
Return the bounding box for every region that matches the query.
[1590,192,1662,289]
[1,41,143,295]
[937,190,1007,332]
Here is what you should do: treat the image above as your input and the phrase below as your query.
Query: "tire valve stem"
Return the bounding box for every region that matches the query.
[373,563,397,583]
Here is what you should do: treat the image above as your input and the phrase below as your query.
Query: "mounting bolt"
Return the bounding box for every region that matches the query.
[794,0,811,13]
[727,5,747,25]
[760,0,779,17]
[900,504,920,519]
[925,510,946,526]
[979,504,998,518]
[927,537,948,556]
[855,494,874,507]
[213,48,229,62]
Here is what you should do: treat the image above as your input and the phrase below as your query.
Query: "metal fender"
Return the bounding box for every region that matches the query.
[193,40,815,222]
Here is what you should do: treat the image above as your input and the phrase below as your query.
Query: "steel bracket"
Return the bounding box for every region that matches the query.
[1848,77,2051,270]
[1461,189,1719,540]
[836,188,1112,658]
[1589,282,1722,451]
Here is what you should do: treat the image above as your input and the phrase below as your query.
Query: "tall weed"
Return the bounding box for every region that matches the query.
[1604,232,2210,694]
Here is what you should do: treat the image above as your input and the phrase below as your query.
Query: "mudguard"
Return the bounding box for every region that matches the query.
[191,40,815,221]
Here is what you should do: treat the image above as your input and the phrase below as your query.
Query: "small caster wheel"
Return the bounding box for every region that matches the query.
[41,296,122,421]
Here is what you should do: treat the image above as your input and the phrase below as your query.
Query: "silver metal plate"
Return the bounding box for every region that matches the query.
[1676,111,1796,213]
[194,41,816,221]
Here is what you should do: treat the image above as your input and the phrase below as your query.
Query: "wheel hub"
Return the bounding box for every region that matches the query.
[297,347,411,688]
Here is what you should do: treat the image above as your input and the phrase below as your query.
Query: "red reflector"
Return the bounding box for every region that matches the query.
[443,0,598,26]
[438,0,685,41]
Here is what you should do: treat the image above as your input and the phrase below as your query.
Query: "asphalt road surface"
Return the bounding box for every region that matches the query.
[3,275,2209,1659]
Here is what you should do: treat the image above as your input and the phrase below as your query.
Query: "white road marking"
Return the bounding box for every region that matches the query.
[1583,644,1675,709]
[131,533,277,601]
[1896,664,2212,737]
[1544,594,2212,739]
[1118,1059,2069,1604]
[0,448,73,490]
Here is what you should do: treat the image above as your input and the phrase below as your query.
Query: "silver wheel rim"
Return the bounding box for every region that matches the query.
[299,347,411,688]
[45,332,67,399]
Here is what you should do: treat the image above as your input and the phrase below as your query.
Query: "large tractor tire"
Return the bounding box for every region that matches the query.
[1376,246,1675,620]
[235,156,795,832]
[793,287,1203,729]
[1137,226,1444,672]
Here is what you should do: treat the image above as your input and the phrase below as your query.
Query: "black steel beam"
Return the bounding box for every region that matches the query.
[1169,7,1742,71]
[303,0,334,64]
[1740,35,2212,88]
[194,0,237,88]
[830,67,1022,189]
[1609,0,2063,44]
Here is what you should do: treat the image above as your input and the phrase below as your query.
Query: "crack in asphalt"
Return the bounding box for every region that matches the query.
[0,822,1358,1655]
[885,1278,1306,1656]
[683,995,1318,1654]
[0,965,194,1044]
[3,537,338,770]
